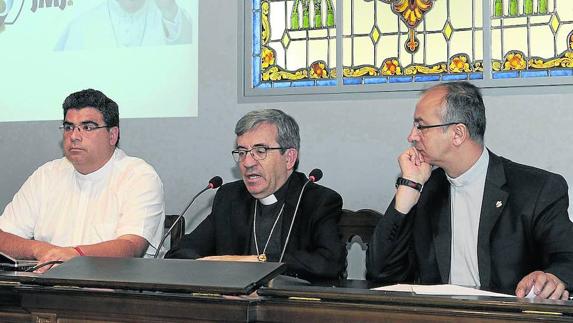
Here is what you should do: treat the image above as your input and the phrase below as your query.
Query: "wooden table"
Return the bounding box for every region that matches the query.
[2,279,572,322]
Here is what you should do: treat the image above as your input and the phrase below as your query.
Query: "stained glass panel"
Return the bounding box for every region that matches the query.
[249,0,573,91]
[252,0,337,88]
[491,0,573,79]
[342,0,484,85]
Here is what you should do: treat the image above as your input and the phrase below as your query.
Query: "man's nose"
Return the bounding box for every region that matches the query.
[69,127,82,141]
[407,125,419,143]
[242,151,258,167]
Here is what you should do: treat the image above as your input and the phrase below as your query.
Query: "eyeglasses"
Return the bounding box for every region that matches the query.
[60,123,109,133]
[413,121,464,132]
[232,146,286,162]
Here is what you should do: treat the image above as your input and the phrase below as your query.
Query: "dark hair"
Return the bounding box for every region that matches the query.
[63,89,120,145]
[235,109,300,168]
[428,81,486,144]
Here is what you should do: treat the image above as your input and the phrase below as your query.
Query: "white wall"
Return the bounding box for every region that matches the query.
[1,0,573,233]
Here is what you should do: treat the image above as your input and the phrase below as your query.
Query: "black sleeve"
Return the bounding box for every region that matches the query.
[366,199,417,283]
[281,189,346,280]
[532,174,573,291]
[164,191,223,259]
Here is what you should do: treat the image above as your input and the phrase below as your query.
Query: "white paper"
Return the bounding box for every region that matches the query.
[373,284,514,298]
[525,287,537,299]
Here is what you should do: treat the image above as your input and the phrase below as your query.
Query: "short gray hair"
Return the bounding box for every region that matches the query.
[427,81,486,144]
[235,109,300,151]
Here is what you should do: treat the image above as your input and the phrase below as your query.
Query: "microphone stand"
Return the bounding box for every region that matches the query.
[153,185,211,259]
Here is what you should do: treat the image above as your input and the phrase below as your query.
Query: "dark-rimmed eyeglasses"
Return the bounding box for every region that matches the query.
[414,121,464,131]
[232,146,286,162]
[60,122,109,133]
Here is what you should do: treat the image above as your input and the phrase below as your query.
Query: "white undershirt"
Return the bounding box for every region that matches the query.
[447,148,489,287]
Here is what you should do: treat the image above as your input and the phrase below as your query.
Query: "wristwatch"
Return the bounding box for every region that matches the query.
[395,177,423,192]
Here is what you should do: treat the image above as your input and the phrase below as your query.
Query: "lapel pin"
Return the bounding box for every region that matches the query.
[496,201,503,208]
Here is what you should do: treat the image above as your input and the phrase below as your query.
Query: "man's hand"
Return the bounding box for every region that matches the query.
[199,255,260,262]
[516,270,569,300]
[33,246,79,273]
[394,147,432,214]
[155,0,178,21]
[398,147,432,184]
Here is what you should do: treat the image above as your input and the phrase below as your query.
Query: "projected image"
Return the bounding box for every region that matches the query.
[56,0,193,50]
[0,0,23,29]
[0,0,198,122]
[0,0,12,25]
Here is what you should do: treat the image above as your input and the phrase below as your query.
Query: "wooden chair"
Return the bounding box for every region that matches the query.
[339,208,380,244]
[339,208,381,279]
[164,215,186,249]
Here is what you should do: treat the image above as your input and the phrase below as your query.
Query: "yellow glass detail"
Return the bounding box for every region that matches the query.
[343,66,378,77]
[442,21,453,41]
[281,31,291,49]
[449,55,471,73]
[504,52,526,70]
[381,59,402,75]
[549,14,560,34]
[404,62,447,75]
[529,52,573,69]
[392,0,433,28]
[310,61,330,78]
[262,66,308,81]
[261,1,270,45]
[261,47,275,69]
[370,25,381,44]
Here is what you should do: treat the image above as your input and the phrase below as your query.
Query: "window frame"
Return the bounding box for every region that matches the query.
[240,0,573,102]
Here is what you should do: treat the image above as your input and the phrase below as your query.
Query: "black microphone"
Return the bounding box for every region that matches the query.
[153,176,223,258]
[308,168,323,183]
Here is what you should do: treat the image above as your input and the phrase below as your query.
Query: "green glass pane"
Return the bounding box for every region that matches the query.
[258,0,337,87]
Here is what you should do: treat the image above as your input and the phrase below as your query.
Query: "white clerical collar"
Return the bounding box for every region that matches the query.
[447,148,489,188]
[259,194,278,206]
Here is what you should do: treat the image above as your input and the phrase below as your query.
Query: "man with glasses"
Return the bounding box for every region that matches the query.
[367,81,573,299]
[0,89,165,271]
[166,109,346,281]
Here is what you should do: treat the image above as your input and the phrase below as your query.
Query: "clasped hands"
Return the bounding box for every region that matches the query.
[32,244,80,273]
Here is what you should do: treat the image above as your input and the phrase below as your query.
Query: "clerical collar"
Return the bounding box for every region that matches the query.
[257,174,292,206]
[447,148,489,188]
[259,194,277,205]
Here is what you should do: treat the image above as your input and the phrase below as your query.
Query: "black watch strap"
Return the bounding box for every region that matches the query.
[395,177,423,192]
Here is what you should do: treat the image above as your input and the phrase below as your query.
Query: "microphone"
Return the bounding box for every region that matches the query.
[308,168,323,183]
[278,169,324,262]
[153,176,223,258]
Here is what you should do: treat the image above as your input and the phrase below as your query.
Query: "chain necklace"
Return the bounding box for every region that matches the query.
[253,200,285,262]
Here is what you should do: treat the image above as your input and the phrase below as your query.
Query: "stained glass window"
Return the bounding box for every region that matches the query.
[252,0,338,88]
[491,0,573,79]
[248,0,573,90]
[342,0,483,85]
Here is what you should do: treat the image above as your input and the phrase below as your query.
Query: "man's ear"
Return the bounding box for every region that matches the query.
[109,127,120,146]
[285,148,298,170]
[451,123,467,146]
